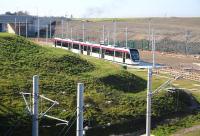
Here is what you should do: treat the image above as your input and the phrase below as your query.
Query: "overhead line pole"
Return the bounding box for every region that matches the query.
[21,75,69,136]
[102,25,105,43]
[14,18,17,34]
[107,30,110,45]
[37,17,40,41]
[113,20,116,46]
[76,83,84,136]
[152,30,155,68]
[148,19,151,50]
[18,21,21,36]
[113,20,116,61]
[125,27,128,48]
[26,18,28,38]
[71,27,73,49]
[82,23,85,42]
[49,19,52,39]
[46,25,48,44]
[71,27,73,40]
[61,19,64,38]
[32,75,39,136]
[146,68,152,136]
[66,21,69,38]
[153,34,156,68]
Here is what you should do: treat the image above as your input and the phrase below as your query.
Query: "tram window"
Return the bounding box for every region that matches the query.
[92,47,100,53]
[57,41,61,46]
[63,42,68,47]
[87,46,91,51]
[115,51,122,58]
[73,44,79,49]
[83,46,87,51]
[105,50,114,56]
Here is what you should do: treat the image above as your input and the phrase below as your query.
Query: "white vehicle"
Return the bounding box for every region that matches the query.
[54,38,140,65]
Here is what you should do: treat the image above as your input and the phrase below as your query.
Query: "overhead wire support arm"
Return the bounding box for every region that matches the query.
[20,75,69,135]
[40,101,57,118]
[152,74,182,95]
[43,115,69,124]
[40,95,59,104]
[20,92,32,114]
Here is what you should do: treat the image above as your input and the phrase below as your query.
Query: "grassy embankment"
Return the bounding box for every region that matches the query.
[0,33,196,136]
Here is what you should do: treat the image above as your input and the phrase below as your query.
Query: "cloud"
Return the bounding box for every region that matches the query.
[82,0,121,18]
[82,7,105,18]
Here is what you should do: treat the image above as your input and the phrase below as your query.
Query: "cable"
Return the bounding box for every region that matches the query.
[63,117,76,136]
[3,107,30,136]
[57,109,77,136]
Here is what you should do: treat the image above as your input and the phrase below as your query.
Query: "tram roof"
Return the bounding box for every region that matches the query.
[54,37,130,53]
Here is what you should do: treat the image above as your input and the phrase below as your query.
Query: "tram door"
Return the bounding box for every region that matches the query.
[122,52,126,63]
[54,40,57,47]
[68,43,71,50]
[80,44,83,54]
[101,49,105,58]
[87,46,90,55]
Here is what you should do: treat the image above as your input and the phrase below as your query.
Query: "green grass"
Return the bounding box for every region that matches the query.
[152,112,200,136]
[151,79,200,136]
[0,33,195,135]
[172,79,200,103]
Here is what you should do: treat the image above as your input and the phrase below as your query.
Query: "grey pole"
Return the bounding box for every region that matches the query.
[148,19,151,50]
[113,21,116,46]
[102,25,105,43]
[125,27,128,48]
[71,27,73,48]
[107,30,110,45]
[49,20,52,39]
[19,21,21,36]
[77,83,84,136]
[153,34,156,68]
[146,68,152,136]
[185,30,190,55]
[37,17,40,41]
[82,23,85,42]
[46,25,48,44]
[26,18,28,38]
[152,30,155,68]
[15,18,16,34]
[32,75,39,136]
[61,19,64,38]
[66,21,69,38]
[71,27,73,40]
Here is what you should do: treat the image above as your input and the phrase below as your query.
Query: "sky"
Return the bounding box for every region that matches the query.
[0,0,200,17]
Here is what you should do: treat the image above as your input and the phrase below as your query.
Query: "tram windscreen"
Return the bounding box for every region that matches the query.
[130,49,139,61]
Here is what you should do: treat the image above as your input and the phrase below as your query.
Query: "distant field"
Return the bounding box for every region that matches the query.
[55,17,200,43]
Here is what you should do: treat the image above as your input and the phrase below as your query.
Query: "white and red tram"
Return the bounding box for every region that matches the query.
[54,38,140,65]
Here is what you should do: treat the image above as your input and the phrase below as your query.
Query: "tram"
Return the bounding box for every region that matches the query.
[54,38,140,65]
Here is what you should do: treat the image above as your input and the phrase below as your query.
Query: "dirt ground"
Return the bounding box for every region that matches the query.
[140,50,200,72]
